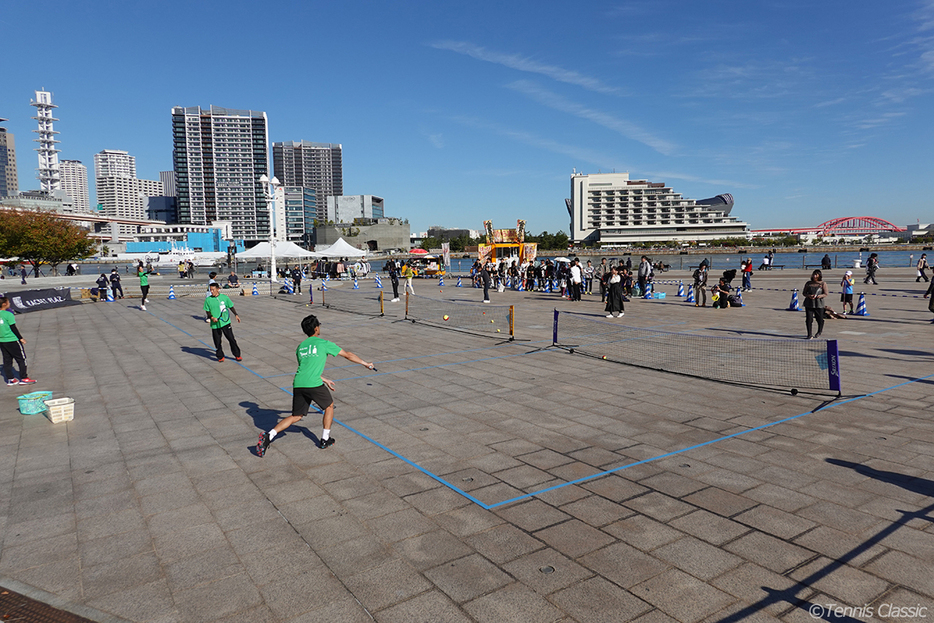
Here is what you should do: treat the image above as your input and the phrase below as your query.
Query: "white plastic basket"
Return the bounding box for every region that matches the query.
[44,397,75,423]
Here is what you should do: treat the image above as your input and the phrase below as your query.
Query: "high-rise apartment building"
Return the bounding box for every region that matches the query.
[567,171,748,246]
[159,170,177,197]
[59,160,90,212]
[94,149,136,179]
[0,119,18,198]
[172,105,269,241]
[272,141,342,223]
[94,149,162,233]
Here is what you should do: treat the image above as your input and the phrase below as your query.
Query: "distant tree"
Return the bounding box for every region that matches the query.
[0,209,97,276]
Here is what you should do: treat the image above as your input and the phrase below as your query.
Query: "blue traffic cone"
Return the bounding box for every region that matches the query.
[456,276,462,287]
[375,274,382,288]
[285,279,294,294]
[734,287,745,307]
[677,281,685,297]
[106,288,114,302]
[252,283,259,296]
[439,275,444,287]
[854,292,870,316]
[686,285,695,304]
[167,285,176,300]
[321,281,327,291]
[517,278,524,292]
[643,283,653,299]
[788,289,801,311]
[353,279,359,289]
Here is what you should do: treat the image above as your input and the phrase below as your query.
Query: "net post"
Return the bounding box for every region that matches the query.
[405,291,409,318]
[826,339,841,394]
[379,290,384,316]
[509,305,515,338]
[553,308,558,345]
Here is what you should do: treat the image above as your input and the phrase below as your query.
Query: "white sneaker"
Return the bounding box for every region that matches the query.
[483,300,491,304]
[606,314,614,318]
[391,298,400,302]
[618,312,624,317]
[141,305,147,311]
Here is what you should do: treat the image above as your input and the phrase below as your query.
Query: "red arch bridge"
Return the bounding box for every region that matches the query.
[751,216,906,237]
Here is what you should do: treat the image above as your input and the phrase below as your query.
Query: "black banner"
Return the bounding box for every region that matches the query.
[1,288,82,313]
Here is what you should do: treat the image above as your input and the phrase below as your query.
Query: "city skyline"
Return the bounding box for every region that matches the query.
[2,0,932,236]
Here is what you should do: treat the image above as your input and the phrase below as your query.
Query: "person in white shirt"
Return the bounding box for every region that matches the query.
[569,259,583,301]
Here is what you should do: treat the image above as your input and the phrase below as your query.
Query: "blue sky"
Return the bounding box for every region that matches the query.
[3,0,933,235]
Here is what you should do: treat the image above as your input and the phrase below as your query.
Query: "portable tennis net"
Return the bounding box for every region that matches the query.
[405,293,514,339]
[552,310,841,394]
[317,286,384,316]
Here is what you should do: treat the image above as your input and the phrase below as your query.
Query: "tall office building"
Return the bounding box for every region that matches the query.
[0,118,18,198]
[172,105,269,241]
[31,90,61,192]
[159,170,177,197]
[59,160,90,212]
[272,141,342,223]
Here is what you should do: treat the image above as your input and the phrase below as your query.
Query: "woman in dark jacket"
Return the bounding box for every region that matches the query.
[604,266,625,318]
[803,269,829,339]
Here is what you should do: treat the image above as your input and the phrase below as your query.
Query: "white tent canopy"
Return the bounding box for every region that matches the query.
[236,240,320,259]
[315,237,367,258]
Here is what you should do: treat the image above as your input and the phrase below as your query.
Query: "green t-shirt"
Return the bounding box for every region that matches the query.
[203,293,235,329]
[0,310,17,343]
[138,269,150,287]
[294,336,341,388]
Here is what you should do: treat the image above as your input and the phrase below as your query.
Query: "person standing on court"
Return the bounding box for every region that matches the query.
[1,296,37,385]
[583,260,595,295]
[137,262,151,311]
[401,261,416,295]
[917,254,929,283]
[803,269,829,339]
[96,273,110,301]
[741,258,753,291]
[481,262,492,303]
[840,270,855,315]
[637,256,652,297]
[604,266,625,318]
[386,260,400,302]
[291,265,303,294]
[569,258,583,301]
[924,277,934,322]
[693,264,708,307]
[595,258,609,302]
[110,268,123,299]
[204,282,241,362]
[257,314,374,455]
[863,253,879,284]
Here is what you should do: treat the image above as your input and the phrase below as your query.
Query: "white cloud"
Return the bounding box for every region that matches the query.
[506,80,677,156]
[430,40,622,95]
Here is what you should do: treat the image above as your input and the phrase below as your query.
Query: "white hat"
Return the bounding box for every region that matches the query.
[845,270,853,275]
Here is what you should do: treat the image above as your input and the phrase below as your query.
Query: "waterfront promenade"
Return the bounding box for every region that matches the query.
[0,267,932,622]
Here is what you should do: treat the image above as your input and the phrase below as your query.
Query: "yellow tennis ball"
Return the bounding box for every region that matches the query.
[443,315,449,321]
[496,329,501,332]
[490,319,494,323]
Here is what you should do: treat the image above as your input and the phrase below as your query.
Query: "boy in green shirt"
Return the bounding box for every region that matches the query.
[138,263,152,311]
[203,283,241,362]
[258,314,374,455]
[0,297,36,385]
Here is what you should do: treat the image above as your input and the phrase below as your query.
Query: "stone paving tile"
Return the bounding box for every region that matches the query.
[652,536,745,581]
[374,590,473,623]
[789,556,890,606]
[495,499,571,532]
[631,568,737,623]
[669,509,750,546]
[551,576,653,623]
[464,582,564,623]
[864,550,934,598]
[710,562,802,617]
[603,514,684,551]
[579,541,669,589]
[344,557,433,612]
[733,505,818,540]
[560,494,633,527]
[392,529,474,571]
[425,553,512,604]
[502,547,594,596]
[725,532,816,574]
[683,486,758,518]
[624,491,696,522]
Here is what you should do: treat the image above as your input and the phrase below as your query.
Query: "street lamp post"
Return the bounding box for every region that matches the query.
[259,174,281,281]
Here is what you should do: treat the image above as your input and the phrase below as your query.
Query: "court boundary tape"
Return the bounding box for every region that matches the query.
[146,305,930,510]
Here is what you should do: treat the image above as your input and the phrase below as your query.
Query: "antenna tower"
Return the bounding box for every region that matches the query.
[31,89,61,192]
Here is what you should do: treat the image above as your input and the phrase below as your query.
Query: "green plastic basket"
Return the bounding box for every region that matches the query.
[17,391,54,415]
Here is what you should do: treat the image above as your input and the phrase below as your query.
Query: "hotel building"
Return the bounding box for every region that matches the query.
[567,172,748,246]
[272,141,342,223]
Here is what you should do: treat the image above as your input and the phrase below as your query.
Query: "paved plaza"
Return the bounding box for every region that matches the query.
[0,267,932,622]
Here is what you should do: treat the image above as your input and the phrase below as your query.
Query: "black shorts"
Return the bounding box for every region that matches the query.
[291,385,333,416]
[840,293,853,303]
